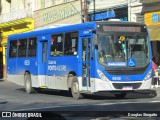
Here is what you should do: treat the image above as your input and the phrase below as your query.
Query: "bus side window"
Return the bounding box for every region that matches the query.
[18,39,27,58]
[27,37,37,57]
[64,32,78,56]
[9,40,17,58]
[50,34,63,56]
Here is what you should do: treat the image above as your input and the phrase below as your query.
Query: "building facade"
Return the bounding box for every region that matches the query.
[129,0,144,23]
[34,0,82,29]
[140,0,160,65]
[0,0,34,79]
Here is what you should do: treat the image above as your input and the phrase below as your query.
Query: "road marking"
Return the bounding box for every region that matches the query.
[97,100,160,106]
[11,100,160,111]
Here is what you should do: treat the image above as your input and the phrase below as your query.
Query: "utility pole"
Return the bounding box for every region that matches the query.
[81,0,88,22]
[94,0,95,21]
[84,0,88,22]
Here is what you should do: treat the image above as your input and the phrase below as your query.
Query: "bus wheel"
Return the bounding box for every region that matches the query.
[24,74,35,94]
[114,93,126,99]
[71,77,83,99]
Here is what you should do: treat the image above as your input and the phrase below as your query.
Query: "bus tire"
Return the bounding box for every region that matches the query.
[24,74,35,94]
[71,77,83,99]
[35,88,41,94]
[114,93,126,99]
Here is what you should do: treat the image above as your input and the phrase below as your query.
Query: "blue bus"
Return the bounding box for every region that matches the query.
[7,21,152,99]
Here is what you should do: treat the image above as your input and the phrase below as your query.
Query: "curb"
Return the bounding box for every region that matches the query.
[0,79,4,80]
[151,86,160,90]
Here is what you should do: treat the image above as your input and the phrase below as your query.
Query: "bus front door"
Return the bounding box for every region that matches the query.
[81,37,91,91]
[38,41,48,87]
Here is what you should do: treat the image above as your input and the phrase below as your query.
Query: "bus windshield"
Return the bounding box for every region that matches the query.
[98,33,150,68]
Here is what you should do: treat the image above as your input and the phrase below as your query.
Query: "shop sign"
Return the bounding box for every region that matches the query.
[34,0,81,27]
[152,13,160,22]
[120,17,128,21]
[140,0,160,4]
[142,4,160,13]
[43,7,77,23]
[90,10,115,21]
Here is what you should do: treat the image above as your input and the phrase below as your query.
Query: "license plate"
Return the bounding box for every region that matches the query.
[122,86,133,90]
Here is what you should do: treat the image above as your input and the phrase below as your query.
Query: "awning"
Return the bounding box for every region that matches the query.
[148,25,160,41]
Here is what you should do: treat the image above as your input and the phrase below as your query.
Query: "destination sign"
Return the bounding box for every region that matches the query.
[103,26,141,32]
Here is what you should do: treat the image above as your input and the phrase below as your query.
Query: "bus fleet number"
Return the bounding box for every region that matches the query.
[112,77,121,80]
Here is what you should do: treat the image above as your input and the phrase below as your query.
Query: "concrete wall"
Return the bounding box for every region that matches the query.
[130,0,144,23]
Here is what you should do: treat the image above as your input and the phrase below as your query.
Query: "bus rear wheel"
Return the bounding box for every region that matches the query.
[114,93,126,99]
[24,74,35,94]
[71,77,83,99]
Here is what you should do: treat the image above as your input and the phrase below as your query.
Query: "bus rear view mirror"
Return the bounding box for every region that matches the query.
[89,29,96,34]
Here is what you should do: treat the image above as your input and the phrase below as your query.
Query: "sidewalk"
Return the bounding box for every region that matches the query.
[0,78,7,81]
[152,86,160,91]
[0,80,8,103]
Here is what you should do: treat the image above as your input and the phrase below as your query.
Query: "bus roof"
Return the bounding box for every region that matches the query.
[8,21,146,40]
[8,22,97,40]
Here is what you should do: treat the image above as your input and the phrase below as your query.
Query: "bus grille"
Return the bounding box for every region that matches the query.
[112,83,142,89]
[107,70,144,75]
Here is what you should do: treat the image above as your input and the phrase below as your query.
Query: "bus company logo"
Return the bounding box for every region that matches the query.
[83,31,89,34]
[24,60,30,66]
[2,112,11,117]
[42,36,45,39]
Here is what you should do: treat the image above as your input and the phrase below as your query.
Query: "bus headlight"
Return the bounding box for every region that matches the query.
[144,69,152,81]
[97,70,109,81]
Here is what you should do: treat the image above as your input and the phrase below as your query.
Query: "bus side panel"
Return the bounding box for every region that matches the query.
[47,56,78,90]
[8,58,38,86]
[7,58,19,84]
[7,58,17,74]
[16,58,38,75]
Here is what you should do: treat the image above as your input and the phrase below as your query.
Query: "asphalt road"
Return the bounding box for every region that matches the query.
[0,80,160,120]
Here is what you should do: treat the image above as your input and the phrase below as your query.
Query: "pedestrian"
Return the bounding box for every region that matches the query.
[152,57,157,88]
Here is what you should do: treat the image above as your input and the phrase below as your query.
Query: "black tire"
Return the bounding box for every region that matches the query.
[35,88,41,92]
[71,77,83,99]
[24,74,35,94]
[114,93,126,99]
